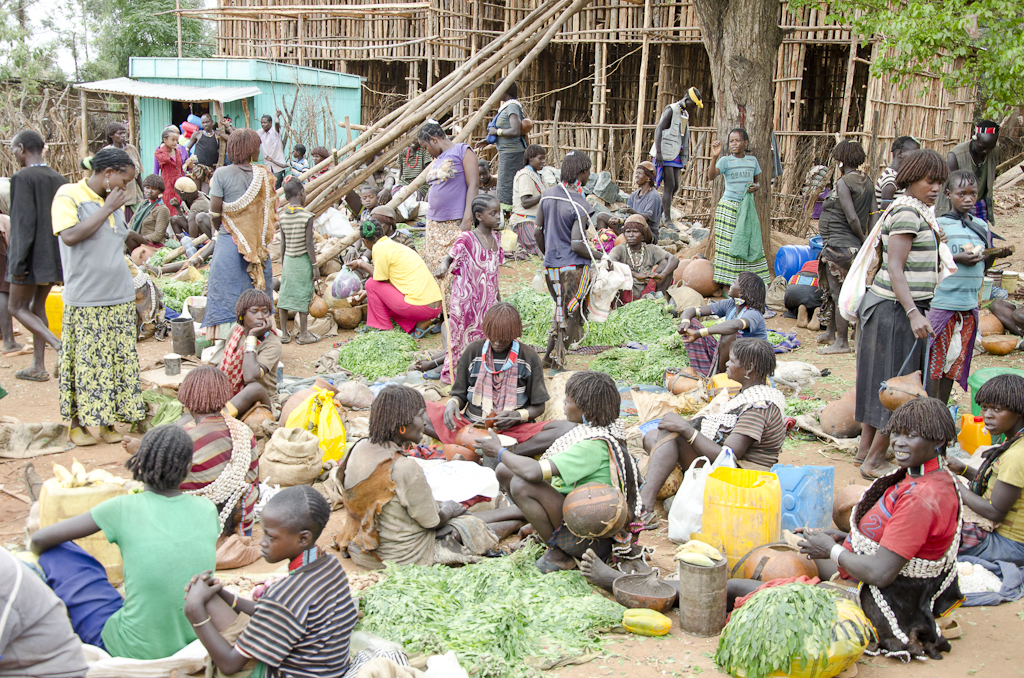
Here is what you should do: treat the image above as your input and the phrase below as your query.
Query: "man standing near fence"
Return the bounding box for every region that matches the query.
[651,86,702,229]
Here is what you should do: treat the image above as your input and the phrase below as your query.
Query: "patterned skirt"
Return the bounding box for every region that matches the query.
[713,198,769,286]
[59,302,145,426]
[425,218,463,303]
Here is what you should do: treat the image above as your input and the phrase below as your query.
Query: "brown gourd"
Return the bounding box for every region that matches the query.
[878,371,926,411]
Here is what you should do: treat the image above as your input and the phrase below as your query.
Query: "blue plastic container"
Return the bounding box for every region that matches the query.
[186,113,203,126]
[808,235,823,257]
[774,246,816,281]
[769,464,834,532]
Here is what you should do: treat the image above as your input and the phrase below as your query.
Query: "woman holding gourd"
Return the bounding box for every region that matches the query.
[855,149,951,479]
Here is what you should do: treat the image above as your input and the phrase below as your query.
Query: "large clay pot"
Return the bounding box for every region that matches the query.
[878,371,926,411]
[664,368,701,395]
[442,444,479,463]
[833,484,868,532]
[737,543,818,581]
[819,388,860,438]
[332,306,363,330]
[982,334,1018,356]
[979,311,1004,337]
[680,258,717,296]
[672,258,693,286]
[453,424,491,450]
[563,482,628,539]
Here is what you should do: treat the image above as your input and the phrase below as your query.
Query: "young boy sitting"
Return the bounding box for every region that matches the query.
[277,178,320,344]
[183,486,360,677]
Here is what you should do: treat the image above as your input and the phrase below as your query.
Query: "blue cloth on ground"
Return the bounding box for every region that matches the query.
[37,542,123,648]
[957,556,1024,606]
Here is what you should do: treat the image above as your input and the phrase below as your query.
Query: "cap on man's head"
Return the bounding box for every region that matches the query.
[370,205,398,222]
[174,177,198,193]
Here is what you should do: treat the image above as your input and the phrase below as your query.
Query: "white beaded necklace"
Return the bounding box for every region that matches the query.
[185,415,254,530]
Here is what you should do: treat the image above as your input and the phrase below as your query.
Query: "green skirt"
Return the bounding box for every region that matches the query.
[278,254,315,313]
[59,302,145,426]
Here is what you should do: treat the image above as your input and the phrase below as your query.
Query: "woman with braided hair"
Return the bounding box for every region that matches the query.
[347,217,442,335]
[477,371,644,574]
[336,385,525,569]
[53,147,148,446]
[31,425,219,660]
[950,374,1024,565]
[798,398,962,660]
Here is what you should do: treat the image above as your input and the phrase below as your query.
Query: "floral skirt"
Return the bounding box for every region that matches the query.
[425,219,463,304]
[59,302,145,426]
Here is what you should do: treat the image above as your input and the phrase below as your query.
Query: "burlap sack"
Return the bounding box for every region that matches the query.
[259,427,324,486]
[215,534,262,569]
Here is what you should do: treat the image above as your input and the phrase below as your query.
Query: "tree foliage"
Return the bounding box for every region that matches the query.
[0,5,64,82]
[789,0,1023,117]
[84,0,213,77]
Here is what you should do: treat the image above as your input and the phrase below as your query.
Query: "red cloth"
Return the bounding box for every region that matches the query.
[219,326,247,395]
[730,576,821,619]
[365,278,441,333]
[618,278,657,305]
[425,400,548,445]
[840,457,959,576]
[154,144,187,216]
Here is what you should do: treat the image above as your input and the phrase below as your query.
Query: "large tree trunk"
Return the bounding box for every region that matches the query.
[694,0,782,275]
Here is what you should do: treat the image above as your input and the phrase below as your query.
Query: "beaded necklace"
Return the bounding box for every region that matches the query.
[627,243,646,270]
[404,147,424,170]
[288,546,323,572]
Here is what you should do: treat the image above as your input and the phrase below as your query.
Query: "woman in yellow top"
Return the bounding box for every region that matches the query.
[51,147,148,446]
[346,218,442,336]
[951,374,1024,565]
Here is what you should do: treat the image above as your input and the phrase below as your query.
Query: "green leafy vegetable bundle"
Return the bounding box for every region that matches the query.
[335,330,418,381]
[505,287,553,346]
[357,544,624,678]
[589,334,689,385]
[715,583,838,678]
[784,397,826,417]
[147,246,184,268]
[155,278,207,312]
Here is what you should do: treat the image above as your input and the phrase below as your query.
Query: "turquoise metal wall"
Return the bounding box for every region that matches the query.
[130,58,361,172]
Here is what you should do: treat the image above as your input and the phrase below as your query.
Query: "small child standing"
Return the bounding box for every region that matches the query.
[928,169,988,404]
[184,486,382,677]
[290,144,309,176]
[434,194,504,383]
[277,178,320,344]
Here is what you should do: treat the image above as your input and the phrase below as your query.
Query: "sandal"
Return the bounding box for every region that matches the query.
[15,369,49,382]
[938,617,963,640]
[296,332,321,345]
[280,333,293,344]
[70,427,99,447]
[411,326,431,339]
[3,345,33,357]
[99,426,123,444]
[637,510,661,531]
[860,463,896,480]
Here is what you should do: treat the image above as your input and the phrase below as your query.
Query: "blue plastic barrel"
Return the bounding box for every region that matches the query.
[774,246,816,281]
[187,113,203,126]
[769,464,834,531]
[808,235,823,257]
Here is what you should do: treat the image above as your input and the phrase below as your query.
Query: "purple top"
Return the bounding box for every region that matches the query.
[425,142,470,222]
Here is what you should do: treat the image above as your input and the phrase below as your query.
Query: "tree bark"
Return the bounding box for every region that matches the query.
[694,0,782,274]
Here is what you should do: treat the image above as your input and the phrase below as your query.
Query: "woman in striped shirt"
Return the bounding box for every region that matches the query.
[856,149,950,479]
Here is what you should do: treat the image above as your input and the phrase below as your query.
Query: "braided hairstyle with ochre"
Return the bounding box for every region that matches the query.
[263,486,331,540]
[970,375,1024,495]
[368,385,425,445]
[124,425,194,491]
[178,365,234,415]
[895,149,949,189]
[235,289,273,323]
[481,302,523,345]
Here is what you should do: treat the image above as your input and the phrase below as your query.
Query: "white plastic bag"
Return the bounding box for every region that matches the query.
[587,256,633,322]
[314,207,353,238]
[667,446,737,543]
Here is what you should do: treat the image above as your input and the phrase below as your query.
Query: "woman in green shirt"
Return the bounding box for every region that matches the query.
[31,425,219,660]
[478,371,643,573]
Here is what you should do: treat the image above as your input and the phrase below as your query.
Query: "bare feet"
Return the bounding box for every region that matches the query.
[121,436,141,455]
[796,305,809,328]
[818,341,853,355]
[580,548,621,592]
[535,546,576,573]
[817,331,833,345]
[807,308,821,332]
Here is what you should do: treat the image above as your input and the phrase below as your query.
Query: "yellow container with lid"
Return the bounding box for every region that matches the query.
[701,466,781,573]
[38,478,125,584]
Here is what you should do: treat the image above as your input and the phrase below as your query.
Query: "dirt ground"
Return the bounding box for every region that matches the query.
[3,207,1024,677]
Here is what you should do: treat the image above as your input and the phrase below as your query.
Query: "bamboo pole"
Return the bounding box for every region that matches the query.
[633,0,652,165]
[79,90,88,159]
[838,34,859,138]
[176,0,183,58]
[127,95,136,147]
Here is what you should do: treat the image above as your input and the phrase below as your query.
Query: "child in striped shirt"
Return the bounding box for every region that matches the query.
[184,486,361,678]
[277,178,320,344]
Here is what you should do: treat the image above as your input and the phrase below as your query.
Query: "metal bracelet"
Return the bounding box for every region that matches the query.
[830,543,846,565]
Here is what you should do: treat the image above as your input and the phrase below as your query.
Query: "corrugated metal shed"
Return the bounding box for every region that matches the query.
[114,58,361,175]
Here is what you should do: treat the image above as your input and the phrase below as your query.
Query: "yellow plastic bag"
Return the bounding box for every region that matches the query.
[772,598,876,678]
[284,387,347,462]
[501,228,518,252]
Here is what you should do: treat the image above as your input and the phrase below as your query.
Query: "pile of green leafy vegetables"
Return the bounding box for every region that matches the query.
[147,245,183,268]
[335,330,418,382]
[715,583,839,678]
[589,334,689,385]
[784,397,826,417]
[155,277,208,312]
[506,287,679,349]
[357,544,624,678]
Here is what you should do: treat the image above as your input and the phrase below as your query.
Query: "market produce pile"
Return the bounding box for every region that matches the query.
[590,334,689,385]
[335,329,418,382]
[716,583,846,678]
[154,277,208,312]
[356,544,625,678]
[784,397,827,417]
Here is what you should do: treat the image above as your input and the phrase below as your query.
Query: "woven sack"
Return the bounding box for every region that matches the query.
[259,427,323,486]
